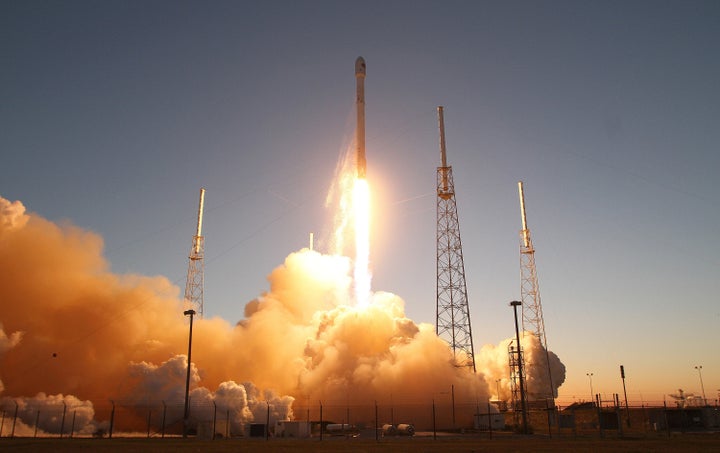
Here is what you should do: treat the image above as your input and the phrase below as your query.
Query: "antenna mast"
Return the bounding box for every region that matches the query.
[184,188,206,318]
[436,106,476,372]
[517,181,555,402]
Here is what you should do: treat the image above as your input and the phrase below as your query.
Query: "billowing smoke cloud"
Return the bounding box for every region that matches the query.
[124,355,293,433]
[0,195,188,405]
[0,324,23,394]
[0,194,564,433]
[0,196,28,232]
[0,393,95,437]
[478,334,566,401]
[0,326,22,354]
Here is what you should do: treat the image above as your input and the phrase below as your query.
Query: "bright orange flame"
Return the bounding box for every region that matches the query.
[353,177,371,305]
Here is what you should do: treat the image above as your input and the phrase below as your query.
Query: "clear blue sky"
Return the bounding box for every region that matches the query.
[2,0,718,403]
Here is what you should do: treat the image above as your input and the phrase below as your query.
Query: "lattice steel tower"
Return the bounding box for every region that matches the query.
[508,340,527,423]
[518,181,554,400]
[436,106,476,372]
[184,188,206,318]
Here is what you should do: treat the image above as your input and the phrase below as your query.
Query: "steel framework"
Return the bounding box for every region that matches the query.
[508,340,527,423]
[518,181,554,401]
[436,106,475,372]
[184,188,206,318]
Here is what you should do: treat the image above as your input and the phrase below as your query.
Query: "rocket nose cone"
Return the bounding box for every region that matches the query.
[355,57,366,76]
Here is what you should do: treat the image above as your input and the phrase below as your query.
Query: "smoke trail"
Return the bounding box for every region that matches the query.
[324,143,356,257]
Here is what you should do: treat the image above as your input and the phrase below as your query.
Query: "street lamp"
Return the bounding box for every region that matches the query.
[183,309,196,438]
[586,373,594,404]
[510,300,528,434]
[694,366,707,406]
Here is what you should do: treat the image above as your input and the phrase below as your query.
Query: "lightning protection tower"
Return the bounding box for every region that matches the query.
[518,181,554,401]
[184,188,206,318]
[436,106,476,372]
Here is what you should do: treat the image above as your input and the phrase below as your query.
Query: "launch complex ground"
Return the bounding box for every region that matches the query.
[4,433,720,453]
[3,405,720,452]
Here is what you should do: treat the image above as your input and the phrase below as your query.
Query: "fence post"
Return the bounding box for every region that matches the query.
[572,407,577,439]
[432,399,436,440]
[265,401,270,441]
[11,401,18,438]
[556,402,561,438]
[546,399,552,438]
[615,394,623,438]
[70,410,76,438]
[680,400,686,433]
[596,394,603,438]
[212,401,217,440]
[161,401,166,438]
[374,401,378,442]
[487,400,493,440]
[60,402,66,438]
[109,400,115,439]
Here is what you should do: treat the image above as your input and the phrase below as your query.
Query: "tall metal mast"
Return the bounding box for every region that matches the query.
[518,181,554,401]
[436,106,476,372]
[184,188,206,318]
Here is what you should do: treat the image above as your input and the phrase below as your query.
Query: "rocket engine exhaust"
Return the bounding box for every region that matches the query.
[355,56,366,178]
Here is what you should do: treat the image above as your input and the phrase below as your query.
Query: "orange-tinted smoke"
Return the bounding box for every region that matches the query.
[0,195,490,416]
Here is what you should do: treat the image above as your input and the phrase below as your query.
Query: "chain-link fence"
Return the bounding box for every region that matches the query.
[1,398,718,439]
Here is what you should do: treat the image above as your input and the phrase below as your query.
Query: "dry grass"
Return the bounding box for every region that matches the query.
[2,433,720,453]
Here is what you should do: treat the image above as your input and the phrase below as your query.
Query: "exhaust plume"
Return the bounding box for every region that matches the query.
[0,194,495,432]
[478,333,566,401]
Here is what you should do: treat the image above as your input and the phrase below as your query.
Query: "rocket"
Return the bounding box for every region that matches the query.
[355,56,366,178]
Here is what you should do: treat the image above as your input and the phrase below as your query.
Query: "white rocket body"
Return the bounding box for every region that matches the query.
[355,57,366,178]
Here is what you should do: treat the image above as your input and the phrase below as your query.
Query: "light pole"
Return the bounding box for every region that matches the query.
[694,366,707,406]
[586,373,594,404]
[620,365,630,427]
[183,309,196,438]
[510,300,528,434]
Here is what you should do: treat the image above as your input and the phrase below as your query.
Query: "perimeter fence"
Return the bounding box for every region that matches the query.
[1,398,718,440]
